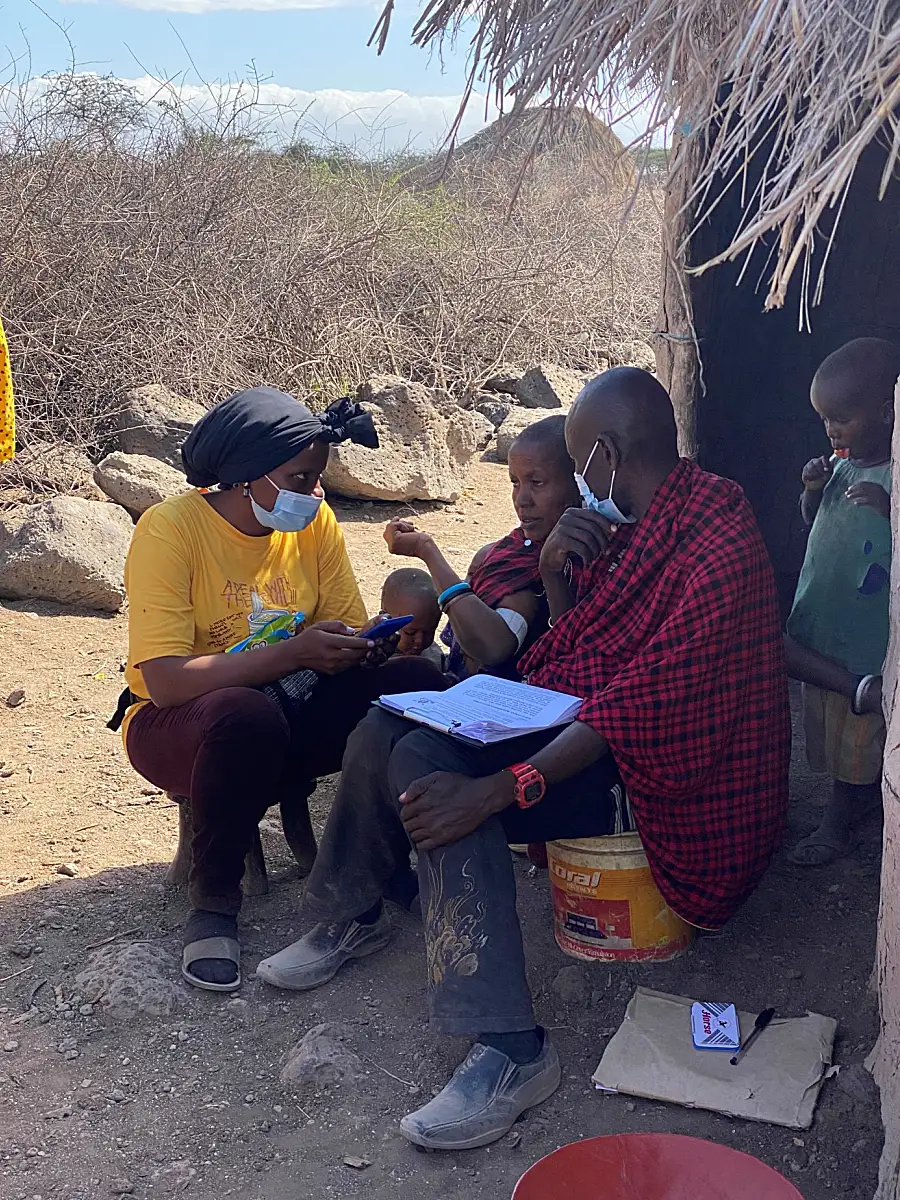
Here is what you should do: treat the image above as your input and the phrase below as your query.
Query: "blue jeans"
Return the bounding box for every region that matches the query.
[303,707,624,1036]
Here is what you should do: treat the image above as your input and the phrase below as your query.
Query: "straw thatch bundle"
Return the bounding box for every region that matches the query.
[404,106,635,192]
[373,0,900,310]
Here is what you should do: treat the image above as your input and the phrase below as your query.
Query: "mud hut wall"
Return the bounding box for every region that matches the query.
[681,140,900,613]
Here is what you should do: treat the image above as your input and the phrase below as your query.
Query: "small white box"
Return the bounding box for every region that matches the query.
[691,1001,740,1051]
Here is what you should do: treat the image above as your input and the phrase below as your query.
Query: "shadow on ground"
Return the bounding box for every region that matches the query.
[0,693,885,1199]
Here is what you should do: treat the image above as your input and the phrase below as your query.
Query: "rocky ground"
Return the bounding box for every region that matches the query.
[0,458,886,1200]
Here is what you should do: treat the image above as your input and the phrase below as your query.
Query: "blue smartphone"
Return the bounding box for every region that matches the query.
[363,614,414,640]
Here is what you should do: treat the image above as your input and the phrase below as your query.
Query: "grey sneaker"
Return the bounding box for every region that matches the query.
[256,910,391,991]
[399,1029,560,1150]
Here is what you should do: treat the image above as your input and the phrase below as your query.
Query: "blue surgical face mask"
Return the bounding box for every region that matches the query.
[574,440,636,525]
[248,476,322,533]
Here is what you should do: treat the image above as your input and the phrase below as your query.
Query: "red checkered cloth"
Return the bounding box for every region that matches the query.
[521,458,790,929]
[469,528,543,608]
[441,528,545,677]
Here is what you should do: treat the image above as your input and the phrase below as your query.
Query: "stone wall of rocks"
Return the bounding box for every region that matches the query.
[0,347,654,612]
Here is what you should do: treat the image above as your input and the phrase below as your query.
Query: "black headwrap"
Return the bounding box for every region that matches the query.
[181,387,379,488]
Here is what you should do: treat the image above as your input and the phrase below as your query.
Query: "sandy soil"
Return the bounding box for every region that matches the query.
[0,457,885,1199]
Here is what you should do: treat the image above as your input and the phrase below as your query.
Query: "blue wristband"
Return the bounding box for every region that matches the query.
[438,581,473,608]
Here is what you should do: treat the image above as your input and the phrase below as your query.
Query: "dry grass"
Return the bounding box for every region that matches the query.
[375,0,900,312]
[0,72,661,456]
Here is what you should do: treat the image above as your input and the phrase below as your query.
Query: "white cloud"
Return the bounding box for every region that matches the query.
[13,72,656,158]
[124,76,499,154]
[122,77,655,155]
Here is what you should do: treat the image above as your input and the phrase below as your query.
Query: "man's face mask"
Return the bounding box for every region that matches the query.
[574,440,636,525]
[248,477,322,533]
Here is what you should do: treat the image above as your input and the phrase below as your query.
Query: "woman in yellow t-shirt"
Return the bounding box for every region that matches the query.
[121,386,445,993]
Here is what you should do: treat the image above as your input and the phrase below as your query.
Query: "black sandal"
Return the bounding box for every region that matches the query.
[182,936,241,992]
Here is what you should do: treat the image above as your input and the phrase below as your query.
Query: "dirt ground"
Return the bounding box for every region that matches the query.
[0,457,885,1199]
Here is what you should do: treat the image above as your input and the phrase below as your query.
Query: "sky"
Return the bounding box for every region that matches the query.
[0,0,657,154]
[0,0,499,153]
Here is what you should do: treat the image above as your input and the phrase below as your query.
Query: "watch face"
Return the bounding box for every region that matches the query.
[523,780,543,805]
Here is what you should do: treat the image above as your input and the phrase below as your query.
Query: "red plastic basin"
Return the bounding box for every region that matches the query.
[512,1133,805,1199]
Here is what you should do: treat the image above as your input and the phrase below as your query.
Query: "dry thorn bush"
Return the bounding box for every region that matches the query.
[0,71,661,458]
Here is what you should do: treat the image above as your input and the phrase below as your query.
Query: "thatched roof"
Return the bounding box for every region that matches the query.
[404,106,633,191]
[372,0,900,310]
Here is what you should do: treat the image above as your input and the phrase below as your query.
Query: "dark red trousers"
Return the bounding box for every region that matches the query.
[126,657,446,914]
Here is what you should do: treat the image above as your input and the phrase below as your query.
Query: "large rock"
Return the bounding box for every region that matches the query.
[0,496,133,612]
[280,1023,363,1092]
[322,376,484,502]
[0,508,25,549]
[469,409,496,451]
[484,362,607,409]
[515,362,603,409]
[495,407,561,463]
[473,394,514,428]
[482,365,524,397]
[94,451,190,515]
[0,441,101,499]
[75,943,183,1019]
[117,384,206,469]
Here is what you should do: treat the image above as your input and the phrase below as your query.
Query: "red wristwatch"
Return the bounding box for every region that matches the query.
[506,762,547,809]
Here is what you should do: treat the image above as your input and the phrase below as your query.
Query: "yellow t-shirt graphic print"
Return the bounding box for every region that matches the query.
[123,489,367,733]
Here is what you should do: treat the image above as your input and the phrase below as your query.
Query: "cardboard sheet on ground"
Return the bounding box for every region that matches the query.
[592,988,837,1129]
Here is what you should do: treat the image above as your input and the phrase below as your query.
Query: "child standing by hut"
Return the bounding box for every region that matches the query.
[786,338,900,865]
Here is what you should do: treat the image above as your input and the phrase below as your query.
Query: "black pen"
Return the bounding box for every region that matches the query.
[730,1007,776,1065]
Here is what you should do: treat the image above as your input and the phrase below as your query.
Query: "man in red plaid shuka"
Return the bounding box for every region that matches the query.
[521,432,790,930]
[257,368,790,1153]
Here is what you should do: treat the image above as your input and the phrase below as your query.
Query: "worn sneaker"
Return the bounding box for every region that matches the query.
[256,910,391,991]
[399,1028,560,1150]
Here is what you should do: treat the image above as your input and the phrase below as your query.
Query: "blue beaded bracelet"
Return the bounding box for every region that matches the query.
[438,581,473,608]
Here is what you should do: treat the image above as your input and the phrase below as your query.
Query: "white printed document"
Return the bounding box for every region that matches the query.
[377,673,583,744]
